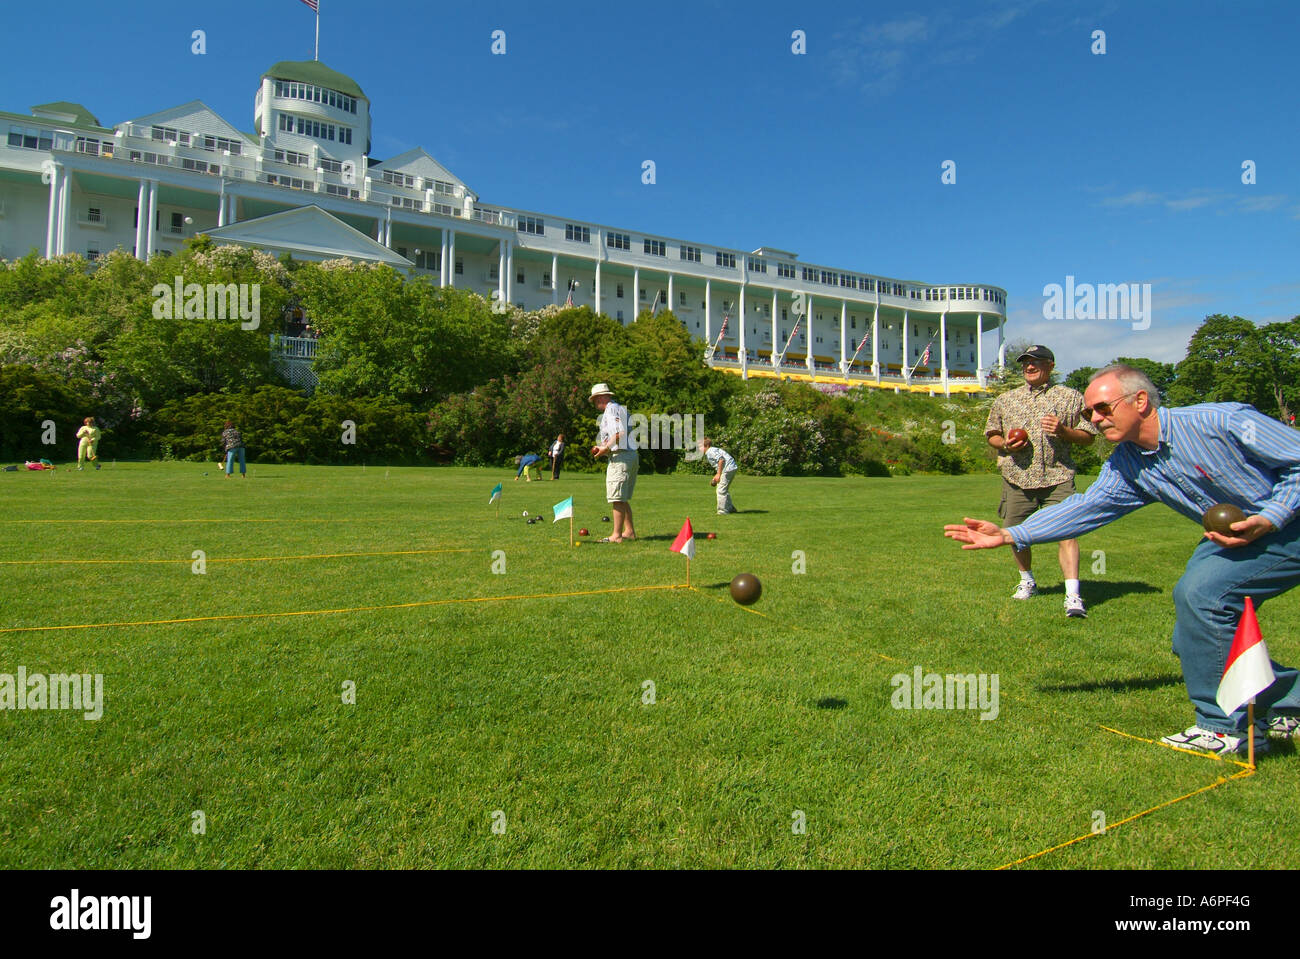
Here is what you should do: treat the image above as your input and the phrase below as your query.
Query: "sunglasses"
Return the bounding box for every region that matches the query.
[1082,391,1140,419]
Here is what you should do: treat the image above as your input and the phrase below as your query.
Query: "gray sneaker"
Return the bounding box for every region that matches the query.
[1064,594,1087,618]
[1012,580,1037,600]
[1266,715,1300,741]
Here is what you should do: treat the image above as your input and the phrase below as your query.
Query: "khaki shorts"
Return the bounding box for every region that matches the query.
[998,478,1076,528]
[606,450,639,503]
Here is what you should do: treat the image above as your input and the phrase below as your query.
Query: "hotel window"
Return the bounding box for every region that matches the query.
[86,244,100,262]
[324,184,360,198]
[274,149,309,166]
[716,252,736,268]
[970,332,975,344]
[894,284,904,296]
[182,158,217,174]
[681,245,701,262]
[202,135,242,155]
[565,224,590,243]
[150,125,189,146]
[680,291,687,306]
[782,309,788,321]
[821,270,835,284]
[778,263,795,279]
[542,272,551,288]
[616,284,624,298]
[747,258,767,274]
[640,289,647,301]
[802,267,817,281]
[607,232,630,251]
[645,239,666,256]
[8,126,54,150]
[84,206,102,224]
[517,270,525,284]
[319,157,344,174]
[170,212,184,234]
[518,215,544,236]
[433,180,456,196]
[455,259,463,275]
[850,317,856,329]
[383,170,416,188]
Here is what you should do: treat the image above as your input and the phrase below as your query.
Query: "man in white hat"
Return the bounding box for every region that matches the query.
[590,383,638,542]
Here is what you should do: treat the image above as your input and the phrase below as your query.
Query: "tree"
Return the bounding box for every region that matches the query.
[1165,314,1296,417]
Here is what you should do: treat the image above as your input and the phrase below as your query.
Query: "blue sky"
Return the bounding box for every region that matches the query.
[4,0,1297,373]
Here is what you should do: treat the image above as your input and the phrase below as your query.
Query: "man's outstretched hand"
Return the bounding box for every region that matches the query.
[943,517,1012,550]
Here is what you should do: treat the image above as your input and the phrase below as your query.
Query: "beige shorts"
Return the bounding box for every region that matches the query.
[998,478,1076,528]
[606,450,639,503]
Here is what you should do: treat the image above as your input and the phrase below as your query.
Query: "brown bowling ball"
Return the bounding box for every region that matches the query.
[730,573,762,606]
[1202,503,1247,536]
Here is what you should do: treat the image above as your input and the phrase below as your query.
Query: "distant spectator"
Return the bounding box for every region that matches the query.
[75,417,101,471]
[549,434,566,480]
[514,453,542,482]
[222,421,246,479]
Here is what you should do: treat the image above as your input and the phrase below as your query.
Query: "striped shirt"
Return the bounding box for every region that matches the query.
[704,446,737,473]
[1009,403,1300,550]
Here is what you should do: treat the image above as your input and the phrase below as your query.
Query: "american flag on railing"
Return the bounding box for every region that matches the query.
[920,342,931,366]
[565,279,575,307]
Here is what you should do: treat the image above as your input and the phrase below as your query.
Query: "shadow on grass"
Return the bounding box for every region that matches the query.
[815,697,849,710]
[1035,579,1162,609]
[1037,674,1184,694]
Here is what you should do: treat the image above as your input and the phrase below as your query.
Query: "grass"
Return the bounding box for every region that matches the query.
[0,461,1294,868]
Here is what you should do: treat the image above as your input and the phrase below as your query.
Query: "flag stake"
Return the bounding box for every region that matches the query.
[1248,699,1255,769]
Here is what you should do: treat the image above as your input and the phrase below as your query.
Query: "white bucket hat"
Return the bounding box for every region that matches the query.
[589,383,614,401]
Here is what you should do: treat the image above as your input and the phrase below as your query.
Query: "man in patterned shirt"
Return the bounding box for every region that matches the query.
[984,345,1099,617]
[947,364,1300,755]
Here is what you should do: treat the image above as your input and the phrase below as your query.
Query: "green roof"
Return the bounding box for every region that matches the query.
[30,101,104,129]
[262,61,366,100]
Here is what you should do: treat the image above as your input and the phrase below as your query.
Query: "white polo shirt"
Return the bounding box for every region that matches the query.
[704,446,736,473]
[598,401,636,453]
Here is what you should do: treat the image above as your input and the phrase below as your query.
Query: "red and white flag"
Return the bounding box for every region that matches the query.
[858,332,870,351]
[920,342,931,366]
[300,0,319,11]
[1216,596,1276,716]
[670,518,695,560]
[565,279,574,307]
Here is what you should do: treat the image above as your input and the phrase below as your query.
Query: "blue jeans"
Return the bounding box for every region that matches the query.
[225,447,246,475]
[1172,523,1300,733]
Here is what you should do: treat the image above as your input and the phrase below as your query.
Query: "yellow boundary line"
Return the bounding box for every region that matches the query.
[0,584,686,634]
[0,518,378,524]
[0,548,472,566]
[997,725,1257,869]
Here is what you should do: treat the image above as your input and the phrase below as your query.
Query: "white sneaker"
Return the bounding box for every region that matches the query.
[1160,725,1267,756]
[1266,714,1300,740]
[1011,580,1037,600]
[1064,594,1087,618]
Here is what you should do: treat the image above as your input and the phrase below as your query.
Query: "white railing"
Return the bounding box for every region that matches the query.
[271,335,318,359]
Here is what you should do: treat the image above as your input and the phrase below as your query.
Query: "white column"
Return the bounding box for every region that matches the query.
[56,169,71,255]
[551,253,558,305]
[871,305,880,379]
[441,232,449,286]
[771,290,779,366]
[45,165,60,257]
[704,278,711,345]
[997,314,1006,367]
[901,309,910,383]
[939,308,949,392]
[497,244,506,304]
[448,231,456,288]
[505,238,514,304]
[144,180,158,261]
[839,300,848,374]
[218,181,227,227]
[738,284,747,363]
[976,313,985,387]
[385,209,393,247]
[134,179,147,259]
[667,273,674,312]
[594,259,601,315]
[633,267,640,321]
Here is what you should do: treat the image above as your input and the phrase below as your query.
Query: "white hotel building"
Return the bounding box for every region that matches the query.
[0,60,1009,391]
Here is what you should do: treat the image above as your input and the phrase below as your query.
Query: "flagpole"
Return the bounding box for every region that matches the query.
[1248,698,1256,768]
[315,1,320,61]
[570,513,574,548]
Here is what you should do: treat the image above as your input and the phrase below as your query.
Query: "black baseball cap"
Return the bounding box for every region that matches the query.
[1016,345,1055,364]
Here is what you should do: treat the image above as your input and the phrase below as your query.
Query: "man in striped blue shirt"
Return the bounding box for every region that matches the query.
[945,364,1300,756]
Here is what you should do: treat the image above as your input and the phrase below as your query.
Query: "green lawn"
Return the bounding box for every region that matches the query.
[0,462,1293,868]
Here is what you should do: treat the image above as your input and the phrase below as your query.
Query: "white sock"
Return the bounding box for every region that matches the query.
[1020,570,1035,583]
[1066,578,1081,597]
